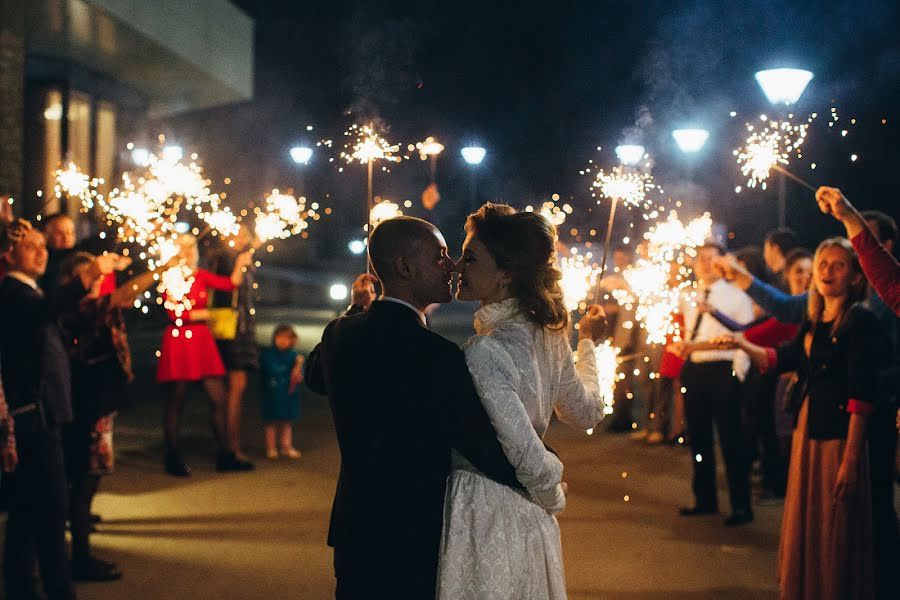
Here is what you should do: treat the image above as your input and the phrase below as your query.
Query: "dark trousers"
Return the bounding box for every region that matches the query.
[63,418,101,565]
[742,369,787,496]
[3,427,74,599]
[869,404,899,599]
[647,376,674,434]
[682,361,751,514]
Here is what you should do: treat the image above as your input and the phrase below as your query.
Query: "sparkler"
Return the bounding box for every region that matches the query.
[560,250,597,312]
[528,195,573,227]
[369,200,403,226]
[158,265,196,317]
[414,136,444,181]
[254,189,311,242]
[734,116,812,190]
[594,340,621,416]
[592,166,656,209]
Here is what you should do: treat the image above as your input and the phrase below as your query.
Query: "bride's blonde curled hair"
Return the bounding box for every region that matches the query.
[465,203,569,330]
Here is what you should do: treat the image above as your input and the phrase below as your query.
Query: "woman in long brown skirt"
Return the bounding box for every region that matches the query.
[720,236,881,600]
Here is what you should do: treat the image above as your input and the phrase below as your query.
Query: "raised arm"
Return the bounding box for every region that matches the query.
[463,337,566,513]
[714,255,807,323]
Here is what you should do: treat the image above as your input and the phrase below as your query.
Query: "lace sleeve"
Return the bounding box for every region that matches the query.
[554,338,604,430]
[465,336,566,513]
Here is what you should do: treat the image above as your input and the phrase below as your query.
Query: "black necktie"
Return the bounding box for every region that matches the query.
[689,288,711,342]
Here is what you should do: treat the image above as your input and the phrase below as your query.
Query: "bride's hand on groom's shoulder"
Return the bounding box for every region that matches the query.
[577,305,608,342]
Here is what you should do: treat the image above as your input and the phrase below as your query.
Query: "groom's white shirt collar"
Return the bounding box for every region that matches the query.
[379,296,427,326]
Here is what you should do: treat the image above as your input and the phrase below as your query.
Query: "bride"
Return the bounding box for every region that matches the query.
[436,203,607,599]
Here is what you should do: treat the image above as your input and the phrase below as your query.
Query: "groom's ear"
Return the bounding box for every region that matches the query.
[393,254,415,281]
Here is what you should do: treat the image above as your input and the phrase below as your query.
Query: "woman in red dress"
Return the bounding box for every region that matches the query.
[157,234,252,476]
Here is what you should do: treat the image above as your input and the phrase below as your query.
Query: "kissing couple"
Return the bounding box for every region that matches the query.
[305,203,607,600]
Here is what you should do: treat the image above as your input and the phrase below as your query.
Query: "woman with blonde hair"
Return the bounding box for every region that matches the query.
[436,203,606,599]
[717,237,883,599]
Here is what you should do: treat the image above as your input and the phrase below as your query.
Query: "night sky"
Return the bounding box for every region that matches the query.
[163,0,900,262]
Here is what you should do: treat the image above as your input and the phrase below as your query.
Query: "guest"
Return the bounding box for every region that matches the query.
[347,273,378,315]
[815,187,898,315]
[57,251,168,581]
[0,219,115,600]
[719,236,881,599]
[157,233,252,476]
[673,242,755,525]
[211,225,259,466]
[40,213,116,298]
[763,227,799,292]
[259,325,305,459]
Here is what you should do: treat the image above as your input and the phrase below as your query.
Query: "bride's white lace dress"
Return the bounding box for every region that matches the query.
[436,299,603,600]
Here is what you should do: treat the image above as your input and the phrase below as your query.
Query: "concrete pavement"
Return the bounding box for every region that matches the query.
[61,380,784,600]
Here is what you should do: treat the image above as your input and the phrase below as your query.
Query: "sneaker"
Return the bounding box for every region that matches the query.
[280,447,302,459]
[645,431,665,445]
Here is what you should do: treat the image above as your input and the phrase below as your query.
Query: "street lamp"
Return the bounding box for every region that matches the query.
[754,68,814,105]
[615,144,645,166]
[290,146,314,165]
[461,146,486,165]
[461,146,486,212]
[348,239,366,255]
[755,68,813,227]
[672,129,710,153]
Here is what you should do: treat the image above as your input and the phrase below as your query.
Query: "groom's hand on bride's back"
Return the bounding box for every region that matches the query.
[577,305,608,342]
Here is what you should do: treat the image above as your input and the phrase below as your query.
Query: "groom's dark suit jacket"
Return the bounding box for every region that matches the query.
[305,300,522,595]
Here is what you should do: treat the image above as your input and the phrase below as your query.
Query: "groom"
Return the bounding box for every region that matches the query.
[305,217,545,599]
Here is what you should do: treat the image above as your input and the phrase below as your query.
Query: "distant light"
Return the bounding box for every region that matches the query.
[174,222,190,234]
[615,144,645,166]
[43,103,63,121]
[755,68,814,105]
[348,239,366,255]
[461,146,486,165]
[672,129,710,153]
[290,146,314,165]
[329,284,348,301]
[131,148,151,166]
[162,145,183,161]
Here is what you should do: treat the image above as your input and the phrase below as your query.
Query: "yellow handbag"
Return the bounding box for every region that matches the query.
[208,289,239,340]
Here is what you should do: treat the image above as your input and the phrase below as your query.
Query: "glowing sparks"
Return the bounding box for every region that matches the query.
[592,166,656,208]
[369,200,403,226]
[254,190,311,242]
[53,162,104,211]
[158,265,196,317]
[734,117,810,189]
[593,341,621,415]
[341,123,401,165]
[203,206,241,237]
[415,136,444,160]
[560,250,597,312]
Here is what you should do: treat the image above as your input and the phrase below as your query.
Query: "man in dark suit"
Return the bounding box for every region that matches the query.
[0,221,113,600]
[305,217,550,599]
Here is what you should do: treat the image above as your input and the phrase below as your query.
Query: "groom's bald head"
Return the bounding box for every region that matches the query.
[368,217,440,285]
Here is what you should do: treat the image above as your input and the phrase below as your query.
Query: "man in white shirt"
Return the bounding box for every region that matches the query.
[674,242,755,526]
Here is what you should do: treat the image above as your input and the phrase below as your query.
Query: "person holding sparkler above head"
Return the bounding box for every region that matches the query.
[713,236,884,600]
[437,203,607,600]
[156,233,253,476]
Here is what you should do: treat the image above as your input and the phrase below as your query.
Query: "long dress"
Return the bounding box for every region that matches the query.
[436,298,603,600]
[156,269,235,382]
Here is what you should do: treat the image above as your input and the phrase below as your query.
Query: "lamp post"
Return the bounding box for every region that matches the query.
[461,146,486,212]
[672,129,709,153]
[290,146,313,197]
[755,68,813,226]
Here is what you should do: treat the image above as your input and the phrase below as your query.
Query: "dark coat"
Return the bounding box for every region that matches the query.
[0,276,86,429]
[776,303,885,439]
[304,300,522,593]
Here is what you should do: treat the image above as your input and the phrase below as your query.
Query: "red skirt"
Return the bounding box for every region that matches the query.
[156,324,226,382]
